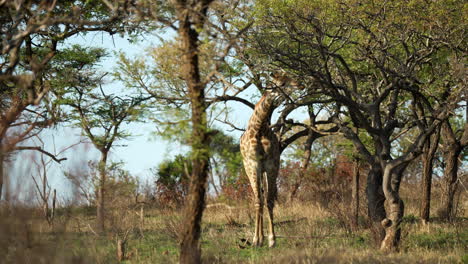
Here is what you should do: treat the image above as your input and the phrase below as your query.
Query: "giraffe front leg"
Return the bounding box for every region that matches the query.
[242,154,265,247]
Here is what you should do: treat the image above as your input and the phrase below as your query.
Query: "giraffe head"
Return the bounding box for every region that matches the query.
[267,70,304,102]
[272,71,301,87]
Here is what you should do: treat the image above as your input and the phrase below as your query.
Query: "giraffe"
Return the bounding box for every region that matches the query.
[240,72,301,247]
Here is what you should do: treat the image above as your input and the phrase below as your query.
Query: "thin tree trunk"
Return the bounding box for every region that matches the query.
[51,189,56,224]
[0,136,4,201]
[289,131,314,202]
[97,151,108,233]
[209,158,220,197]
[352,158,360,229]
[366,162,386,244]
[41,156,49,220]
[0,152,3,201]
[176,1,214,262]
[420,128,440,224]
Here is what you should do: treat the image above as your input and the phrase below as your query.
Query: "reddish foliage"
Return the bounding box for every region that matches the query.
[220,170,252,201]
[334,154,354,181]
[278,157,358,203]
[155,178,189,208]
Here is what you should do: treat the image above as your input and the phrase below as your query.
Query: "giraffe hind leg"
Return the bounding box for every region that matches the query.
[264,169,278,248]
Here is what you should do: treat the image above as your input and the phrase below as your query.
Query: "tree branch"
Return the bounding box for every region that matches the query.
[14,146,67,163]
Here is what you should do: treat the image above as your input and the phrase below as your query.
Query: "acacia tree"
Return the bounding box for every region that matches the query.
[0,0,131,199]
[56,45,149,233]
[67,90,147,232]
[249,0,465,251]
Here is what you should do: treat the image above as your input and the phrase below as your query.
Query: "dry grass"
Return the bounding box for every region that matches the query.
[0,187,467,263]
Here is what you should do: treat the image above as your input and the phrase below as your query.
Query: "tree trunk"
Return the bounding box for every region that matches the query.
[352,158,360,229]
[176,1,214,263]
[50,189,56,224]
[0,136,4,201]
[97,151,108,233]
[441,145,461,221]
[420,128,440,224]
[366,162,386,244]
[439,120,466,222]
[0,152,3,201]
[209,158,220,197]
[381,163,407,251]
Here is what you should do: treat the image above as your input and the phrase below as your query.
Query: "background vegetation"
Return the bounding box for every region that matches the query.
[0,0,466,263]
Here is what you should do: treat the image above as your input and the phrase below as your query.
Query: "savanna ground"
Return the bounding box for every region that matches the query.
[1,181,467,264]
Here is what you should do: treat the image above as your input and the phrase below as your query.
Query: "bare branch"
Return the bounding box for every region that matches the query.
[14,146,67,163]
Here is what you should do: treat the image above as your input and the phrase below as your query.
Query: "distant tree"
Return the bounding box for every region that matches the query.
[58,46,149,233]
[153,131,244,204]
[105,162,139,206]
[29,136,67,225]
[65,160,138,208]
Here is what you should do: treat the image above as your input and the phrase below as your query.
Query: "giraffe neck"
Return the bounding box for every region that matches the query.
[247,92,281,132]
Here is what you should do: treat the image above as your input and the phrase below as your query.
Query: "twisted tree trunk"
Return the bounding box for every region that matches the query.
[366,162,386,244]
[380,163,407,251]
[289,130,314,202]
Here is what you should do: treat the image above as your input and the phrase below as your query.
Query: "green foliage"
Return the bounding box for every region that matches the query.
[113,47,193,144]
[285,133,367,169]
[50,45,107,104]
[113,33,248,147]
[52,45,149,151]
[155,155,191,189]
[153,154,191,204]
[461,254,468,264]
